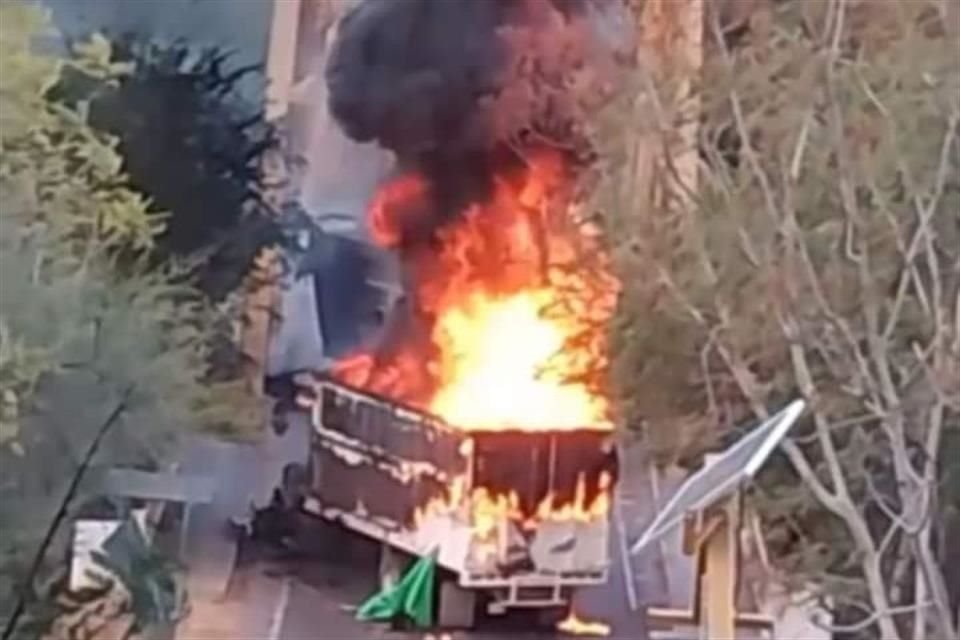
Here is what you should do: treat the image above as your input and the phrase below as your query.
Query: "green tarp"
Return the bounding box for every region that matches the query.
[355,550,436,628]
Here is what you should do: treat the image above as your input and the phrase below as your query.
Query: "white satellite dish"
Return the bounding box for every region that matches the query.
[630,399,805,555]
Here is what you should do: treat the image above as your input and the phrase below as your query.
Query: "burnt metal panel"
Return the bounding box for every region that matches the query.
[471,431,551,515]
[318,382,464,476]
[472,431,617,517]
[310,380,466,527]
[310,438,450,527]
[552,430,618,506]
[307,380,618,553]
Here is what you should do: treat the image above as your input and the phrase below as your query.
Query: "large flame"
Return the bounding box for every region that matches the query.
[430,290,607,430]
[336,149,616,433]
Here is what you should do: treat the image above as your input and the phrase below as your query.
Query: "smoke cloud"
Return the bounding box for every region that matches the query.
[325,0,622,241]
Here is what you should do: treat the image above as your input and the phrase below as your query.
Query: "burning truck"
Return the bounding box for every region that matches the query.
[293,377,617,626]
[276,0,630,628]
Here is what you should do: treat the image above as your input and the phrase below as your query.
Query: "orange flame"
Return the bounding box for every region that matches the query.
[368,173,431,247]
[557,611,611,637]
[340,148,618,535]
[427,154,614,431]
[347,148,617,432]
[413,470,612,549]
[536,472,612,523]
[429,290,609,430]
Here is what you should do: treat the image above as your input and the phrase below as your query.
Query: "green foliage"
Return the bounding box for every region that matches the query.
[0,319,53,451]
[1,3,155,450]
[62,37,285,301]
[92,518,187,627]
[0,5,60,142]
[0,4,264,633]
[594,1,959,635]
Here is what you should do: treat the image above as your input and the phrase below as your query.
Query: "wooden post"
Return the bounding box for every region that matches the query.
[240,0,305,397]
[699,495,740,640]
[265,0,303,122]
[650,492,752,639]
[649,491,768,639]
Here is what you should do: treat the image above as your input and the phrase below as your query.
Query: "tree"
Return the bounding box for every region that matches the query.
[593,1,959,638]
[55,36,285,301]
[0,5,262,636]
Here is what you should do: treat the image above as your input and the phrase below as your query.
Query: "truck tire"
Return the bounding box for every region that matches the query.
[535,603,570,628]
[281,463,307,508]
[438,579,477,629]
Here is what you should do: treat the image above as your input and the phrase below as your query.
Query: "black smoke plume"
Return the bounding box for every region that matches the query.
[325,0,615,241]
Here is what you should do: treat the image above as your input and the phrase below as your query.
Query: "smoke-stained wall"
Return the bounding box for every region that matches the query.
[292,0,395,229]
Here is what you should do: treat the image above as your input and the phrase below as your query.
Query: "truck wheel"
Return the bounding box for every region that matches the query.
[535,603,570,628]
[281,463,307,508]
[437,579,477,629]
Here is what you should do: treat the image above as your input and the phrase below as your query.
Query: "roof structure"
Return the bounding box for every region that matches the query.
[94,467,216,505]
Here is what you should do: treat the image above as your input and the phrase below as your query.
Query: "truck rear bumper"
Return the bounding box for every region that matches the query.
[302,496,607,592]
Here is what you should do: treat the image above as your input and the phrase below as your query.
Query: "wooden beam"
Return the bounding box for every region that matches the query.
[265,0,303,121]
[240,247,281,396]
[701,502,737,639]
[240,0,305,396]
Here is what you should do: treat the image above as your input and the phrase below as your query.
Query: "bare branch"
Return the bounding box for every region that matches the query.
[700,326,721,418]
[863,464,924,537]
[779,438,845,515]
[707,6,781,223]
[812,600,934,635]
[664,276,849,514]
[883,114,959,339]
[737,228,762,269]
[789,110,814,181]
[781,314,851,501]
[912,400,958,639]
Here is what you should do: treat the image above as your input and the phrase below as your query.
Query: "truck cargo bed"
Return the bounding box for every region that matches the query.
[298,377,617,588]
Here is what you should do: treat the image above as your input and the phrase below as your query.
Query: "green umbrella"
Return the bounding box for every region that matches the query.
[356,549,437,628]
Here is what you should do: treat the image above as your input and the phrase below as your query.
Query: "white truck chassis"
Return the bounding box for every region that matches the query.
[294,378,616,626]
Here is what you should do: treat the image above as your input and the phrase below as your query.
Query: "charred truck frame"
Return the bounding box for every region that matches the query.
[263,0,628,626]
[292,376,618,627]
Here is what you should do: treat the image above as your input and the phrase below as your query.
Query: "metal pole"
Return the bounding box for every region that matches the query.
[180,503,192,560]
[265,0,303,122]
[699,494,739,640]
[241,0,305,398]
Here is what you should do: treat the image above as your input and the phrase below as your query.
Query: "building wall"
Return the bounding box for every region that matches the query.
[289,0,394,224]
